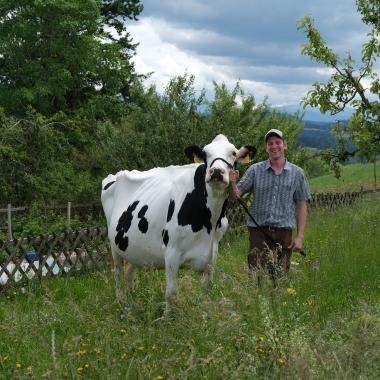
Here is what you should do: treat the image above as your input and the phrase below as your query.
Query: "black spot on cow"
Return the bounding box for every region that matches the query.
[216,199,228,229]
[178,164,212,233]
[162,229,169,246]
[115,200,139,251]
[167,199,175,222]
[103,181,115,191]
[137,205,149,233]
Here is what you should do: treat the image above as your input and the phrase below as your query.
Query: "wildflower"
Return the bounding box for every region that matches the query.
[276,357,285,364]
[77,367,83,373]
[16,363,21,369]
[311,262,320,272]
[137,346,145,352]
[282,301,288,306]
[258,336,265,342]
[256,347,265,354]
[84,364,90,369]
[274,337,280,343]
[26,366,33,374]
[156,376,164,380]
[151,344,157,350]
[287,287,296,296]
[305,298,315,307]
[120,329,126,334]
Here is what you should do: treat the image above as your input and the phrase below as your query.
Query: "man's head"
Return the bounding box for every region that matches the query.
[264,129,287,161]
[264,129,284,142]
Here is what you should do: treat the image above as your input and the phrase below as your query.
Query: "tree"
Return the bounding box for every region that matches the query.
[0,0,143,117]
[297,0,379,163]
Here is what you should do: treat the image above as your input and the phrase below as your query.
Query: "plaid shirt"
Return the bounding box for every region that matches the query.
[237,160,311,229]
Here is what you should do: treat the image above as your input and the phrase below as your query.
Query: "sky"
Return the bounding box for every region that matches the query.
[127,0,377,121]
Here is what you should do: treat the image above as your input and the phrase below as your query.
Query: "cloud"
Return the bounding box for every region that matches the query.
[128,0,377,119]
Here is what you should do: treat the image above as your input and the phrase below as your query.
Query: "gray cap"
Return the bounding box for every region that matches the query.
[264,128,284,142]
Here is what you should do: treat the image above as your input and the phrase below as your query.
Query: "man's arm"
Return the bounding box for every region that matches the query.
[289,201,307,251]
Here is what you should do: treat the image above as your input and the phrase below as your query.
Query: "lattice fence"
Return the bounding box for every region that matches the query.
[0,227,109,292]
[308,191,363,209]
[0,190,371,291]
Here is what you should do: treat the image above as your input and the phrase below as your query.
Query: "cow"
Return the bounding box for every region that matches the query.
[101,134,256,314]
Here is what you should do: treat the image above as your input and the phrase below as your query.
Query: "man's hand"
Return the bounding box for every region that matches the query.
[229,170,239,183]
[228,170,240,198]
[288,236,303,251]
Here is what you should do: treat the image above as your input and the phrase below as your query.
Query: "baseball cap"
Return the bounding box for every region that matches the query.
[264,129,284,142]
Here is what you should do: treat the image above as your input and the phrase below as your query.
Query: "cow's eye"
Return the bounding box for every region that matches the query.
[232,151,236,157]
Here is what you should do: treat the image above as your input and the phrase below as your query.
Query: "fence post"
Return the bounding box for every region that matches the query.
[67,202,71,230]
[7,203,13,240]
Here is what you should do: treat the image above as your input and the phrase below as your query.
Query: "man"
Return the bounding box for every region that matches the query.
[229,128,311,277]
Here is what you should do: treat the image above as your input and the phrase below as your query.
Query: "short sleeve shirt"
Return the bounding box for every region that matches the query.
[237,160,311,229]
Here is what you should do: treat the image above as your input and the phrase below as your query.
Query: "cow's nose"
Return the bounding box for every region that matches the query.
[209,167,225,181]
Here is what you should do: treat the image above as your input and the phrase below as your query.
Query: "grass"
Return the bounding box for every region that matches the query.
[1,193,379,379]
[309,159,379,193]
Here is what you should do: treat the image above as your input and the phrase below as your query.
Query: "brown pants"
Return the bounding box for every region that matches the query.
[248,227,293,275]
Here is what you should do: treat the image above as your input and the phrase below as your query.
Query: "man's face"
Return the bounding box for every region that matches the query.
[265,136,287,159]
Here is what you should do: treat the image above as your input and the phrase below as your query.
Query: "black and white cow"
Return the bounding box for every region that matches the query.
[101,134,256,312]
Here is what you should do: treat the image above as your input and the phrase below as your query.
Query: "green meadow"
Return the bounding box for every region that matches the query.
[1,189,379,379]
[309,159,379,193]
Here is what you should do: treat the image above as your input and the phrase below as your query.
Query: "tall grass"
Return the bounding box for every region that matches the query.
[1,193,379,379]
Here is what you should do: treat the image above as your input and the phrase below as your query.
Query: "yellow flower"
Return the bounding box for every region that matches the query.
[77,367,83,373]
[306,298,315,306]
[287,287,296,296]
[258,336,265,342]
[26,366,33,373]
[137,346,145,352]
[15,363,21,369]
[156,376,164,380]
[256,347,265,353]
[84,364,90,369]
[277,357,286,364]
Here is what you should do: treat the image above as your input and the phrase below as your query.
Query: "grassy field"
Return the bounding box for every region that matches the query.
[1,192,379,379]
[309,159,379,193]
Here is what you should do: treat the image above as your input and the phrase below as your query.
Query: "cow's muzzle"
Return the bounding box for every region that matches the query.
[209,167,225,182]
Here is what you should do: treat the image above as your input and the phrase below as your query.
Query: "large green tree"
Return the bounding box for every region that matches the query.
[297,0,379,162]
[0,0,143,117]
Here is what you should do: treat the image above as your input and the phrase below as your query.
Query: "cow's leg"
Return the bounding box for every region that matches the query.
[124,261,136,295]
[112,251,125,303]
[164,251,180,315]
[202,242,218,287]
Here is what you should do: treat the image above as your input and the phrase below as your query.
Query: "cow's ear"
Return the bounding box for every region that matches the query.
[184,145,205,163]
[236,145,256,164]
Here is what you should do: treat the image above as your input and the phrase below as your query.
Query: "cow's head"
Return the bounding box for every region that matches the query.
[185,134,256,189]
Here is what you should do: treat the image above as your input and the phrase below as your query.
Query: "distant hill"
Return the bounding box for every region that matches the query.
[297,120,336,149]
[296,120,355,151]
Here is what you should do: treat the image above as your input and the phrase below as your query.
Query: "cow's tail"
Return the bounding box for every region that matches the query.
[101,174,117,226]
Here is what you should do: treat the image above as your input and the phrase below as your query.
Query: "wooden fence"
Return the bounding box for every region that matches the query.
[0,189,372,292]
[0,227,109,293]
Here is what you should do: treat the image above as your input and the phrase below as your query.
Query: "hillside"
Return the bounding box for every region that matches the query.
[297,120,336,149]
[309,159,379,193]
